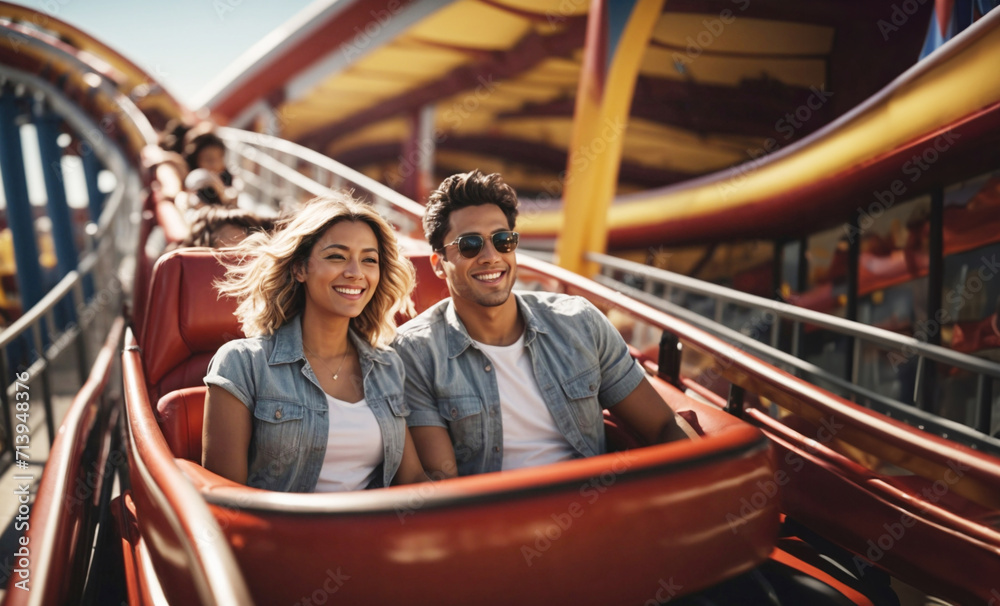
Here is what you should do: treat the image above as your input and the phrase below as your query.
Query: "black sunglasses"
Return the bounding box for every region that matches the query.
[441,231,519,258]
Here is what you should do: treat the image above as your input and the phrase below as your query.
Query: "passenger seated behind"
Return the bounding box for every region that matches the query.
[183,122,229,177]
[177,168,238,221]
[178,206,274,249]
[180,123,240,206]
[394,170,697,479]
[143,118,192,204]
[202,194,427,492]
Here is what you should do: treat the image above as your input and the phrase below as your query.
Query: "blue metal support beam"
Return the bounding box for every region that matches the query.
[0,90,45,313]
[80,141,105,223]
[34,104,81,326]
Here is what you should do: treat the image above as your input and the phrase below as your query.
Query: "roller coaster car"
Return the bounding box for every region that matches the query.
[116,247,781,605]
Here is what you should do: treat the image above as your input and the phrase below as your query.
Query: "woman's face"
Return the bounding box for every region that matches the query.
[295,220,381,320]
[196,145,227,175]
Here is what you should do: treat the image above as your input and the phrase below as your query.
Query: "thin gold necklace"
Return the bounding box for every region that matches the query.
[303,342,351,381]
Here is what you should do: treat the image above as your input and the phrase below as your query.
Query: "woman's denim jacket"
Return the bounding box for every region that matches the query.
[204,316,409,492]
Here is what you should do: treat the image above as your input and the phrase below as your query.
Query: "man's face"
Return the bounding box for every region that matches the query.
[432,204,517,309]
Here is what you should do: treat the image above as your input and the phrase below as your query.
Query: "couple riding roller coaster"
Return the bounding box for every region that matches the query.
[17,162,1000,604]
[4,2,1000,605]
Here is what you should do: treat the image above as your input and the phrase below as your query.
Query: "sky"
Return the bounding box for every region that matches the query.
[14,0,319,108]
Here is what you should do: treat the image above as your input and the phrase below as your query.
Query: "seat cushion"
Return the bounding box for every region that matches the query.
[139,248,243,401]
[156,386,207,462]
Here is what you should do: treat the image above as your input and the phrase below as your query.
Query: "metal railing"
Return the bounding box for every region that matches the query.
[0,65,143,471]
[589,251,1000,453]
[0,178,133,434]
[218,127,424,236]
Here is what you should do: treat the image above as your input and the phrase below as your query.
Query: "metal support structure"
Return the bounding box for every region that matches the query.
[793,238,809,358]
[726,384,745,417]
[976,374,993,435]
[657,331,683,387]
[927,188,944,347]
[772,239,785,301]
[30,322,57,447]
[845,219,861,383]
[401,108,422,201]
[72,280,89,384]
[770,240,785,350]
[796,238,809,294]
[0,90,46,313]
[921,187,945,411]
[35,104,81,327]
[80,142,105,223]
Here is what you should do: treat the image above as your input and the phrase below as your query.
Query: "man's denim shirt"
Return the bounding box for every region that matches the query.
[204,316,408,492]
[394,292,644,476]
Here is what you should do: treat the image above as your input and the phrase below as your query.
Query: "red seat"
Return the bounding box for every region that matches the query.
[157,386,207,462]
[138,247,243,404]
[398,252,449,323]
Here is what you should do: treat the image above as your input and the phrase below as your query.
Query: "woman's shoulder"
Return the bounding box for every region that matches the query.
[213,334,275,361]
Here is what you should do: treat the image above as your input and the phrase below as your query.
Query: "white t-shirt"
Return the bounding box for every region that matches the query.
[474,335,576,470]
[313,395,383,492]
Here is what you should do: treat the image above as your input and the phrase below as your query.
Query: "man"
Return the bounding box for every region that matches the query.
[395,170,694,478]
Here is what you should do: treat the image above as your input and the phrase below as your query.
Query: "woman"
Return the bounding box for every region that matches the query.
[202,194,426,491]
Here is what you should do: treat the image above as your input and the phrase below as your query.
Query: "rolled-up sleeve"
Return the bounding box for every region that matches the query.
[394,333,446,428]
[204,341,255,410]
[584,301,645,408]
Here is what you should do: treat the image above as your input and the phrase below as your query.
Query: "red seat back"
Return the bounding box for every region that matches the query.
[157,386,207,461]
[139,248,243,403]
[400,252,449,322]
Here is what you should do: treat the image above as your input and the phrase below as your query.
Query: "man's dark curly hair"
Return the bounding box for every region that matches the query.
[423,170,519,251]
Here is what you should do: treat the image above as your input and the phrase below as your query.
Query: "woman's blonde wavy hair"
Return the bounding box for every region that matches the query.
[215,194,415,347]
